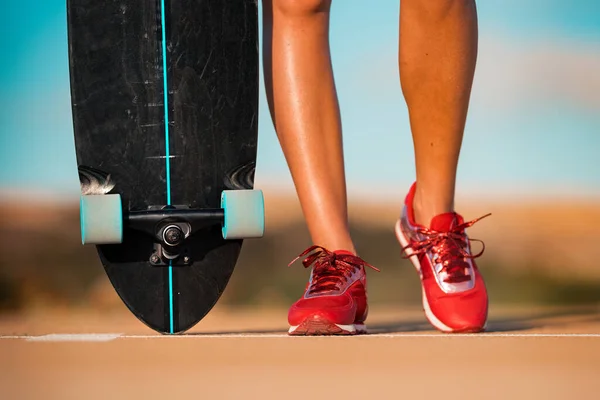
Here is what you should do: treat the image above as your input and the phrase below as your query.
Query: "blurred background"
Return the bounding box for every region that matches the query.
[0,0,599,317]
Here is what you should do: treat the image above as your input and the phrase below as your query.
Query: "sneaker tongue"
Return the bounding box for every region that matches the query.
[333,250,355,256]
[430,212,463,231]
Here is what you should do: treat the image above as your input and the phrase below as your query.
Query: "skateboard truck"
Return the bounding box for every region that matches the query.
[150,222,192,266]
[80,190,264,267]
[127,206,224,267]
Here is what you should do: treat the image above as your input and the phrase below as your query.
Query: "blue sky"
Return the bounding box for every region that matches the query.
[1,1,599,203]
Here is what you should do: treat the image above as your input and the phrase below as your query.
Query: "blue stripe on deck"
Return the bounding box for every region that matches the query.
[160,0,174,335]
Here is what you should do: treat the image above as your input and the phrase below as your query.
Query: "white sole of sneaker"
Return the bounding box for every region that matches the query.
[288,315,366,336]
[288,323,357,335]
[394,220,456,333]
[355,324,367,334]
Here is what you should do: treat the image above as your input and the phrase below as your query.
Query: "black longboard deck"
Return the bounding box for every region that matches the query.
[67,0,259,334]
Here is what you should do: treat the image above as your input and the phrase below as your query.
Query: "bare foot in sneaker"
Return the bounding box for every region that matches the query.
[287,246,379,335]
[396,183,490,333]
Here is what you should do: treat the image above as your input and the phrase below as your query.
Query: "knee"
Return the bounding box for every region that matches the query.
[272,0,332,17]
[402,0,475,17]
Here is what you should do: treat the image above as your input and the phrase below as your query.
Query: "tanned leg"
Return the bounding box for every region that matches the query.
[399,0,479,226]
[262,0,354,252]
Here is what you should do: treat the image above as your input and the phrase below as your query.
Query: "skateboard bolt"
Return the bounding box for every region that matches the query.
[164,226,183,246]
[150,254,160,264]
[183,256,190,264]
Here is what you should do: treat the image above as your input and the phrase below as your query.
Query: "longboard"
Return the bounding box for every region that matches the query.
[66,0,263,334]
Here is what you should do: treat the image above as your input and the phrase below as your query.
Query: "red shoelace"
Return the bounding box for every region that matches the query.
[401,213,491,283]
[289,245,380,295]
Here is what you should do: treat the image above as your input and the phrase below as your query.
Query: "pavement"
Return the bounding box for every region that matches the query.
[2,305,600,400]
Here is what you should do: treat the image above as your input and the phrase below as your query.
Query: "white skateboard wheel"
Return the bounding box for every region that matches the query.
[221,189,265,239]
[80,194,123,244]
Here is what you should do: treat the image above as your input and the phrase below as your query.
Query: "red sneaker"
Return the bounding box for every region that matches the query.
[287,245,379,336]
[395,182,491,333]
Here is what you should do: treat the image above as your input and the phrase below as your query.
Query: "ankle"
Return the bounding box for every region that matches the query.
[412,188,454,227]
[274,0,332,18]
[311,237,355,255]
